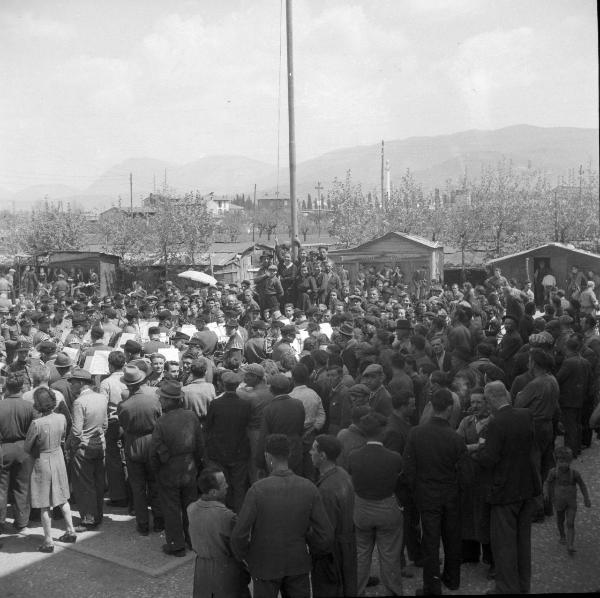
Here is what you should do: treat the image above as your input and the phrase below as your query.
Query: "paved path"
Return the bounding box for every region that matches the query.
[1,439,599,597]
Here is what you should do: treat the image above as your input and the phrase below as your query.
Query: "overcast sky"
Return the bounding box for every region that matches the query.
[0,0,597,191]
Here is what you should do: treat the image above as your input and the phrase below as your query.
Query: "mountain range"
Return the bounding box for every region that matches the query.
[1,124,597,211]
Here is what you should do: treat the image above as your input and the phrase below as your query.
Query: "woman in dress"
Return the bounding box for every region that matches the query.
[25,387,77,552]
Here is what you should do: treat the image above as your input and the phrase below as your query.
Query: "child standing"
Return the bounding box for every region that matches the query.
[544,446,592,555]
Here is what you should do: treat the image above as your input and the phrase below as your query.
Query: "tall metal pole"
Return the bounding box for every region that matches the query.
[315,181,323,239]
[129,172,133,214]
[380,140,385,210]
[252,183,257,243]
[286,0,298,259]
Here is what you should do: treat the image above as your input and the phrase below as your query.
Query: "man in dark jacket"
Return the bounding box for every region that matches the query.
[497,315,524,386]
[310,434,357,597]
[150,379,203,556]
[231,434,333,598]
[403,388,470,595]
[0,381,34,531]
[555,336,592,457]
[515,348,560,519]
[383,389,423,568]
[474,381,541,595]
[118,365,164,535]
[257,374,305,475]
[205,370,251,512]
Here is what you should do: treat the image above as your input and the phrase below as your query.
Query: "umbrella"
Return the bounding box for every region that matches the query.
[177,270,218,286]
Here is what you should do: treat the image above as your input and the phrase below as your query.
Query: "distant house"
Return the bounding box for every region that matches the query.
[207,196,232,215]
[257,197,290,211]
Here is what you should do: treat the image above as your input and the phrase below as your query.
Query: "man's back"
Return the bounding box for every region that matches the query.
[0,397,34,441]
[230,470,333,579]
[475,405,540,505]
[515,373,560,422]
[236,383,274,430]
[71,389,108,449]
[206,391,251,463]
[556,354,591,408]
[118,390,162,461]
[349,442,402,501]
[262,394,305,437]
[151,408,203,484]
[402,417,468,508]
[182,380,216,419]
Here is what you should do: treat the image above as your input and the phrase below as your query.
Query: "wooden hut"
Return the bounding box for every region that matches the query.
[328,231,444,289]
[44,251,120,296]
[487,243,600,301]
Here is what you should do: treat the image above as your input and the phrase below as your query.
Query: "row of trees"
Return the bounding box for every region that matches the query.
[1,159,597,273]
[0,193,216,278]
[327,159,600,261]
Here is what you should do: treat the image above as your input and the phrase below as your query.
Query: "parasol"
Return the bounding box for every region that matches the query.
[177,270,218,286]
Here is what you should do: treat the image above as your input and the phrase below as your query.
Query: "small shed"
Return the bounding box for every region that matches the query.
[328,231,444,288]
[487,243,600,299]
[42,251,120,296]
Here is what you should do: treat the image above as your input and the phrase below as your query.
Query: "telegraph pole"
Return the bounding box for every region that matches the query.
[129,172,133,214]
[286,0,298,258]
[315,181,323,239]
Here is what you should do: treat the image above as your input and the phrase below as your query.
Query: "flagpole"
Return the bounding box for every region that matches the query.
[286,0,298,259]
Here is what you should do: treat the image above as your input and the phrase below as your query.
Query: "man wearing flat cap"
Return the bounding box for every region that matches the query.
[67,368,108,531]
[150,379,203,557]
[118,365,164,535]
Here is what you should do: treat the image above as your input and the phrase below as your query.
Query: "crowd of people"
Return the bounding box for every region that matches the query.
[0,243,599,597]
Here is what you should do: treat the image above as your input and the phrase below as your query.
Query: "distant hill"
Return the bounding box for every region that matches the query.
[263,125,599,196]
[2,125,597,210]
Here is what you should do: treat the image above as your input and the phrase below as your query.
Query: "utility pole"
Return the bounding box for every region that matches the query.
[380,140,385,210]
[153,174,156,193]
[129,172,133,214]
[286,0,298,259]
[315,181,323,239]
[164,169,167,193]
[252,183,257,243]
